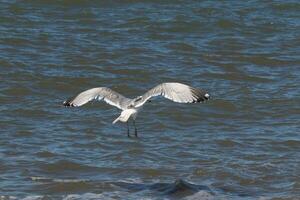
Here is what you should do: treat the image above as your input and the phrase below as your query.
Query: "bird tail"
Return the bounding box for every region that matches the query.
[112,109,135,124]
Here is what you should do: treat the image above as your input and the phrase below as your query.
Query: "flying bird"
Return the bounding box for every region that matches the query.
[63,82,210,137]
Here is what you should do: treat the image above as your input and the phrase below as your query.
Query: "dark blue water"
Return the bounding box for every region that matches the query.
[1,0,300,199]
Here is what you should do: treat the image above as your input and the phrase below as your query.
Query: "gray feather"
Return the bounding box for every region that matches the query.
[63,87,130,110]
[135,82,210,107]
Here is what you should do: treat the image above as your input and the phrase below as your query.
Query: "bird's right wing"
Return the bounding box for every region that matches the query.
[63,87,129,110]
[135,82,210,107]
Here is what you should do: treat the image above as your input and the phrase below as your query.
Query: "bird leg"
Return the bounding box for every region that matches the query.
[127,121,130,137]
[133,120,138,137]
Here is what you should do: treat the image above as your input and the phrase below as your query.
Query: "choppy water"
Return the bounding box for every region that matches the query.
[1,0,300,199]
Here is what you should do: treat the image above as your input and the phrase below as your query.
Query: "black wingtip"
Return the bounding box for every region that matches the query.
[63,99,74,107]
[191,88,210,103]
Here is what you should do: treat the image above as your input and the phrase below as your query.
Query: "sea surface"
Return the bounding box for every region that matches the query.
[1,0,300,199]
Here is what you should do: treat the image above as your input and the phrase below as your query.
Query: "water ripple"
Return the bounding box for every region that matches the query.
[1,0,299,199]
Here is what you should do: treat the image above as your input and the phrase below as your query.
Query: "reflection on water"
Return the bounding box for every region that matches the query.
[0,0,299,199]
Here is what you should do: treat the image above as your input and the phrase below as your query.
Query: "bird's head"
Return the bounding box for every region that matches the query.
[134,96,143,102]
[129,96,143,108]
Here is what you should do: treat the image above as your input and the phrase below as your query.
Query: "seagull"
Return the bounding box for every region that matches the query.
[63,82,210,137]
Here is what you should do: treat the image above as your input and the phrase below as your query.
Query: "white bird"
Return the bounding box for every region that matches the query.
[63,82,210,137]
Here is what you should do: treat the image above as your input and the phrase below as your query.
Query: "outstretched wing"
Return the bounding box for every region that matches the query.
[135,82,210,107]
[63,87,130,110]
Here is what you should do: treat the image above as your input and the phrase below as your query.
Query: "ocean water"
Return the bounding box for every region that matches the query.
[0,0,300,199]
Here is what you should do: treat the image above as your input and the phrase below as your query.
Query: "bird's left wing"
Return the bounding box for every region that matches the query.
[63,87,129,110]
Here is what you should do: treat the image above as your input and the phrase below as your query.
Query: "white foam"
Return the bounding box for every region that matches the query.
[0,196,17,200]
[22,196,44,200]
[63,193,115,200]
[183,191,215,200]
